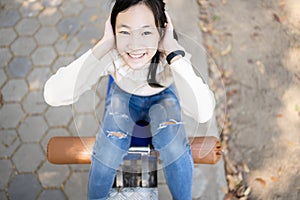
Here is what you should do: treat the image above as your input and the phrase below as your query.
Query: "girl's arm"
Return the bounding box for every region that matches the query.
[160,12,215,123]
[44,17,115,106]
[169,57,215,123]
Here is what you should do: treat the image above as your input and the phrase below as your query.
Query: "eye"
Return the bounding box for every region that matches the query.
[119,31,130,35]
[142,31,152,36]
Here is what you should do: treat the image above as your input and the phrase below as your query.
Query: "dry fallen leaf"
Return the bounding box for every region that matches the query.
[273,13,281,23]
[90,38,97,45]
[254,177,267,187]
[278,166,283,176]
[223,193,238,200]
[295,105,299,112]
[199,21,208,32]
[242,162,250,173]
[222,0,227,5]
[90,15,98,22]
[244,187,251,196]
[221,44,232,56]
[62,34,68,40]
[279,0,286,10]
[227,175,241,190]
[271,176,279,182]
[256,61,265,75]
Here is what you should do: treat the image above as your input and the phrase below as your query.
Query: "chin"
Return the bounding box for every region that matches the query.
[127,62,150,70]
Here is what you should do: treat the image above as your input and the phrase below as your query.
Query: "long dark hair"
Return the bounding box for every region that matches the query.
[110,0,167,88]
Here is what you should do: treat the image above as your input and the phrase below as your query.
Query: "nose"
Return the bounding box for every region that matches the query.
[127,32,143,51]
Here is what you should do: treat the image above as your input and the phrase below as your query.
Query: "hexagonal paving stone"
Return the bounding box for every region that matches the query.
[57,17,80,36]
[0,0,21,9]
[11,37,37,56]
[69,163,91,171]
[0,9,20,27]
[8,56,32,78]
[27,67,51,90]
[18,115,48,142]
[0,28,17,46]
[60,0,83,16]
[0,103,24,129]
[75,45,91,57]
[0,160,13,189]
[69,114,99,137]
[82,0,104,8]
[8,174,41,200]
[38,161,70,187]
[79,7,105,26]
[22,90,48,114]
[12,143,44,172]
[64,171,88,200]
[38,7,62,26]
[73,90,99,113]
[19,0,43,17]
[41,127,69,152]
[2,79,28,102]
[31,46,57,66]
[77,25,101,44]
[45,106,73,127]
[41,0,62,7]
[52,55,74,72]
[15,18,40,36]
[55,37,80,55]
[0,69,7,87]
[0,129,21,158]
[37,189,66,200]
[35,26,59,45]
[0,48,12,68]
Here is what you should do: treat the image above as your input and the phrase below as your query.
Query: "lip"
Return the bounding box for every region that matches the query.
[127,52,146,59]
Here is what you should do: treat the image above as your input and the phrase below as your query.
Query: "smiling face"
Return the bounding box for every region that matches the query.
[115,4,160,70]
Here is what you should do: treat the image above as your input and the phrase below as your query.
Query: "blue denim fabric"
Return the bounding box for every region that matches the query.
[88,82,193,200]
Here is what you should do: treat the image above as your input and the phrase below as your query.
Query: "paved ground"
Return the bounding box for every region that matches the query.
[0,0,227,199]
[199,0,300,199]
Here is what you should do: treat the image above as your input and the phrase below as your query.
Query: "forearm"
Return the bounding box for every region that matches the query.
[170,57,215,123]
[44,50,111,106]
[92,37,114,60]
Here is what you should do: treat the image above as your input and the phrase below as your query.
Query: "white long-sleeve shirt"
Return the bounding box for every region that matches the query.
[44,49,215,123]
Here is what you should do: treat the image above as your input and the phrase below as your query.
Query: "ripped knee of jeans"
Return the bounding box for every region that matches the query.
[109,112,129,120]
[107,131,128,139]
[158,119,185,130]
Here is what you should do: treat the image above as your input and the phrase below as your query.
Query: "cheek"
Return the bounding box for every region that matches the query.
[116,36,128,53]
[145,33,160,47]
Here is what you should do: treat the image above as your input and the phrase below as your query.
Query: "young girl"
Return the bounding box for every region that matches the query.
[44,0,215,199]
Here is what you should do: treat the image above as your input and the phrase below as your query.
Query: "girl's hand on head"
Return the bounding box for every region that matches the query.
[102,15,115,48]
[92,15,115,59]
[159,12,183,56]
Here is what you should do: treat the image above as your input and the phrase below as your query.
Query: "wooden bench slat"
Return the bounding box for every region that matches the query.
[47,136,222,165]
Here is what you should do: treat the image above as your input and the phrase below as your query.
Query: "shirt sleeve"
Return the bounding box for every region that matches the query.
[44,49,112,106]
[169,55,216,123]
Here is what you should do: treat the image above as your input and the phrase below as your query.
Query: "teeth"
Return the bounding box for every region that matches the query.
[128,53,144,59]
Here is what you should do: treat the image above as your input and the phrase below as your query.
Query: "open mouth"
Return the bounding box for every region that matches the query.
[127,52,146,59]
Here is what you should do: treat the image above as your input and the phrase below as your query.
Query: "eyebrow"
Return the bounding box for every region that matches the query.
[117,24,152,29]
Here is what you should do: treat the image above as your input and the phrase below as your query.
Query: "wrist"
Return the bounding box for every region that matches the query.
[92,38,114,59]
[166,50,185,64]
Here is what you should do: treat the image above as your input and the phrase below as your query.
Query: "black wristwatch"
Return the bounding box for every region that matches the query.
[166,50,185,64]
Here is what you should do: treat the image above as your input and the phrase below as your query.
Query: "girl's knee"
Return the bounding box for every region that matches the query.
[93,132,130,170]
